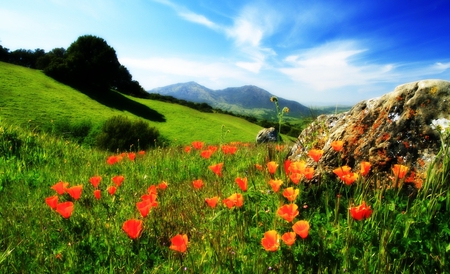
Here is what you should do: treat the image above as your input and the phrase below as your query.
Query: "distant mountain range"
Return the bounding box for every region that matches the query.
[148,82,310,119]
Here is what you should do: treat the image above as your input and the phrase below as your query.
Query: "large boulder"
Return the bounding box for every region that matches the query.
[288,79,450,186]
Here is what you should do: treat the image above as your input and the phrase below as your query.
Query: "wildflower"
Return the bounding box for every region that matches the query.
[45,196,58,209]
[392,164,409,179]
[192,179,204,190]
[141,193,158,208]
[51,181,69,195]
[308,149,324,162]
[56,201,74,219]
[261,230,279,251]
[106,155,121,165]
[184,146,192,153]
[255,164,264,171]
[191,141,204,150]
[235,177,248,192]
[201,150,213,159]
[282,107,290,113]
[277,204,299,222]
[267,161,278,174]
[112,175,125,187]
[208,145,218,153]
[268,179,283,192]
[283,159,292,175]
[127,152,136,161]
[147,185,158,196]
[349,201,373,221]
[341,172,359,186]
[331,140,344,151]
[205,196,220,208]
[303,167,315,180]
[281,232,296,246]
[138,150,146,156]
[292,220,310,239]
[282,187,299,202]
[333,166,352,179]
[209,163,224,176]
[290,172,302,184]
[158,181,168,190]
[107,186,117,195]
[89,176,102,189]
[66,185,83,200]
[223,193,244,209]
[94,189,101,200]
[136,199,155,217]
[170,234,189,253]
[122,219,143,239]
[360,161,372,176]
[222,145,238,155]
[289,160,306,174]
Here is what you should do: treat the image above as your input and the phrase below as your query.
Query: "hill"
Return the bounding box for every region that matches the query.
[149,82,311,120]
[0,62,262,145]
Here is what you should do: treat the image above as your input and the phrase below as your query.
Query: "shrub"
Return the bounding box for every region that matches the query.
[96,116,160,152]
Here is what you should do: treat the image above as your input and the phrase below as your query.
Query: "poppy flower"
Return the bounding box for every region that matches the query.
[45,196,58,209]
[281,232,296,246]
[191,141,204,150]
[235,177,248,192]
[209,163,224,176]
[208,145,218,153]
[276,144,284,151]
[360,161,372,176]
[51,181,69,195]
[94,189,101,200]
[56,201,74,219]
[292,220,310,239]
[89,176,102,189]
[277,204,299,222]
[303,167,315,180]
[282,187,299,202]
[170,234,189,253]
[184,146,192,153]
[341,172,359,185]
[333,166,351,178]
[141,193,158,208]
[122,219,143,239]
[268,179,283,192]
[331,140,344,151]
[201,150,213,159]
[222,145,238,155]
[261,230,280,252]
[106,155,121,165]
[267,161,278,174]
[284,159,292,176]
[205,196,220,208]
[127,152,136,161]
[66,185,83,200]
[107,186,117,195]
[138,150,145,156]
[158,181,168,190]
[392,164,409,179]
[136,200,153,217]
[308,149,324,162]
[192,179,204,190]
[223,193,244,209]
[255,164,264,171]
[289,161,306,174]
[289,172,302,184]
[349,201,373,221]
[112,175,125,187]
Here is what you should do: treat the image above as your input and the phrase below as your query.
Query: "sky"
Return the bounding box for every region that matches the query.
[1,0,450,106]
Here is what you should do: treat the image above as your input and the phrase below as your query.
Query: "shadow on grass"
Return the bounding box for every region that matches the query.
[80,88,166,122]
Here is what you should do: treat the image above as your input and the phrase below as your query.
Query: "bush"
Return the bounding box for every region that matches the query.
[96,116,160,152]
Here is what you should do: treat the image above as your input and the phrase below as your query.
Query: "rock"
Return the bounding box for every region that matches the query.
[256,127,282,144]
[288,79,450,186]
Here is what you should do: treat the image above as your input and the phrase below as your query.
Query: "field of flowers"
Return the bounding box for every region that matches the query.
[1,119,450,273]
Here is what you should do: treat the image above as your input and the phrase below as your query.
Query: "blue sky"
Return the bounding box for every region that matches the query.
[1,0,450,106]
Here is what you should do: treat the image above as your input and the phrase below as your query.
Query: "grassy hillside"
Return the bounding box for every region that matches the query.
[0,62,262,145]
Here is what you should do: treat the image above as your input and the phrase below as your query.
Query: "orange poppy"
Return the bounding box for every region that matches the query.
[277,203,299,222]
[261,230,280,252]
[223,193,244,209]
[222,145,238,155]
[89,176,102,189]
[127,152,136,161]
[208,145,218,153]
[289,160,306,174]
[341,172,359,185]
[158,181,168,190]
[268,179,283,192]
[392,164,409,179]
[141,193,158,208]
[94,189,101,200]
[192,179,204,190]
[349,201,373,221]
[191,141,204,150]
[331,140,344,151]
[360,161,372,176]
[209,163,224,176]
[184,146,192,153]
[333,166,352,178]
[289,172,302,184]
[235,177,248,192]
[267,161,278,174]
[282,187,299,202]
[303,167,315,180]
[122,219,143,239]
[106,155,121,165]
[66,185,83,200]
[281,232,296,246]
[170,234,189,253]
[308,149,324,162]
[292,220,310,239]
[147,185,158,196]
[107,186,117,195]
[51,181,69,195]
[138,150,145,156]
[201,150,213,159]
[255,164,264,171]
[205,196,220,208]
[56,201,74,219]
[112,175,125,187]
[136,200,153,217]
[284,159,292,175]
[45,196,58,209]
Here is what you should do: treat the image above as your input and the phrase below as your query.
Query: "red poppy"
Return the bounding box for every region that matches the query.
[56,201,74,219]
[281,232,296,246]
[45,196,58,209]
[331,140,344,152]
[147,185,158,196]
[208,145,218,153]
[191,141,204,150]
[392,164,409,179]
[282,187,299,202]
[122,219,143,239]
[158,181,168,190]
[51,181,69,195]
[89,176,102,189]
[277,204,299,222]
[222,145,238,155]
[292,220,310,239]
[141,193,158,209]
[235,177,248,192]
[209,163,224,176]
[170,234,189,253]
[284,159,292,176]
[192,179,204,190]
[138,150,145,156]
[360,161,372,176]
[261,230,279,252]
[223,193,244,209]
[107,186,117,195]
[268,179,283,192]
[267,161,278,174]
[308,149,324,162]
[127,152,136,161]
[205,196,220,208]
[94,189,101,200]
[66,185,83,200]
[184,146,192,153]
[349,201,373,221]
[107,155,121,165]
[136,200,153,217]
[255,164,264,171]
[201,150,213,159]
[112,175,125,187]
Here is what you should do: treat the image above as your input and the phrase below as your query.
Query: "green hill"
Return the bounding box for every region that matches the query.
[0,62,262,145]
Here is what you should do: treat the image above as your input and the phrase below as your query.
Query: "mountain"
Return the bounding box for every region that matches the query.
[149,82,310,119]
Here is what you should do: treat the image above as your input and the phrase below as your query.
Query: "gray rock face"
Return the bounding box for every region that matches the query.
[256,127,281,144]
[288,79,450,186]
